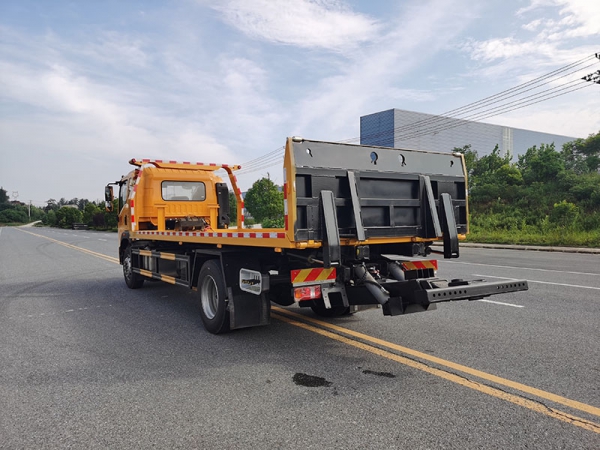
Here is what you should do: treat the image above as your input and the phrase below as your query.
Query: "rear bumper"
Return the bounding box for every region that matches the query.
[419,279,529,303]
[379,278,529,316]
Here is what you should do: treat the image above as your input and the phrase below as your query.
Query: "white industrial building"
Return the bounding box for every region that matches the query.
[360,109,578,158]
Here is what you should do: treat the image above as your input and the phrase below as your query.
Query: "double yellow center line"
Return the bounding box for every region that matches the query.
[18,228,119,264]
[18,227,600,434]
[272,307,600,433]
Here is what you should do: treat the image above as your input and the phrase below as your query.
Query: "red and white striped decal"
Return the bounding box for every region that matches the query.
[133,158,232,168]
[136,230,286,239]
[283,167,288,230]
[129,168,146,232]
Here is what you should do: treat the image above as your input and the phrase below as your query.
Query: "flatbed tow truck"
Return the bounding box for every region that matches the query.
[105,137,528,333]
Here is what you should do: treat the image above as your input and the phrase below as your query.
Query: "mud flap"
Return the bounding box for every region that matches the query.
[220,252,270,330]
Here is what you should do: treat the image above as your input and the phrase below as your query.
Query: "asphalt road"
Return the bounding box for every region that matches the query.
[1,226,599,449]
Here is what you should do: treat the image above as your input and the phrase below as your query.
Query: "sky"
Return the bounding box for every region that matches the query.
[1,0,599,206]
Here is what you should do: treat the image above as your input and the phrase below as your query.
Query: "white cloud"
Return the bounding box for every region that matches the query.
[291,0,479,138]
[0,32,241,202]
[518,0,600,39]
[210,0,380,52]
[463,38,544,62]
[522,18,543,31]
[75,31,150,68]
[515,0,600,41]
[460,1,599,93]
[1,0,597,203]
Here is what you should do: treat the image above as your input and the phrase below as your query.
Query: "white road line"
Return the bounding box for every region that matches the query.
[98,238,107,241]
[473,274,600,291]
[478,299,524,308]
[445,260,598,277]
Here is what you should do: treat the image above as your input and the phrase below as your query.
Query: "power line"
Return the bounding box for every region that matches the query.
[355,54,599,145]
[237,52,599,176]
[391,80,592,143]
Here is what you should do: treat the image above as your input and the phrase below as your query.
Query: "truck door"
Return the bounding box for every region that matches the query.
[118,176,133,229]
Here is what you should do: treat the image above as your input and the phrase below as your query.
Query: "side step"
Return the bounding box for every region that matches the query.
[132,249,191,287]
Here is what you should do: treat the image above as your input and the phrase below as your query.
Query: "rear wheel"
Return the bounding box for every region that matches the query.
[123,246,144,289]
[198,260,230,334]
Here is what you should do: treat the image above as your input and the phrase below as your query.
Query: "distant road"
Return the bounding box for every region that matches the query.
[1,226,599,449]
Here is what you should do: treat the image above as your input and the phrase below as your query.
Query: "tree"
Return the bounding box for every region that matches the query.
[549,200,579,229]
[29,205,46,221]
[561,130,600,174]
[45,199,58,212]
[104,199,119,229]
[55,206,83,228]
[43,210,57,226]
[243,178,284,225]
[517,143,564,184]
[453,145,478,178]
[0,187,8,204]
[228,192,237,224]
[83,202,101,225]
[92,212,106,228]
[0,208,28,223]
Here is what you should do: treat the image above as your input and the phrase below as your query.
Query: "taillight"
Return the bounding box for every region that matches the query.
[294,285,322,301]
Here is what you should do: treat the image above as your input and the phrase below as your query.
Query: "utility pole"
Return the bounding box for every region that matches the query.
[582,53,600,84]
[581,70,600,84]
[29,201,32,219]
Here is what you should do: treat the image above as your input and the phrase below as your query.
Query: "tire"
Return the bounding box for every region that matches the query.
[310,302,350,318]
[198,260,230,334]
[123,246,144,289]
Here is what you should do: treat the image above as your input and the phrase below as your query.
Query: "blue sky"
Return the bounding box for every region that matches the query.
[1,0,599,205]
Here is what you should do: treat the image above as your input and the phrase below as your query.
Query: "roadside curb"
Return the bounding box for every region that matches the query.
[452,242,600,254]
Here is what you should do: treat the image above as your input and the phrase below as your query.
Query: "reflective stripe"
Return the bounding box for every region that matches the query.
[401,260,438,271]
[136,231,287,239]
[291,268,336,285]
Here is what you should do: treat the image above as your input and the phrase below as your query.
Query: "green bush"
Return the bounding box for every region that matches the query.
[548,201,579,229]
[0,208,28,223]
[261,217,285,228]
[55,206,83,228]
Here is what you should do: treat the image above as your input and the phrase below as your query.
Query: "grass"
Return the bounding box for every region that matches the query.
[467,228,600,248]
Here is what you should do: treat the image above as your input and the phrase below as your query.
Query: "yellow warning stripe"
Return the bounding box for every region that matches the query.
[291,268,336,284]
[401,260,438,271]
[138,250,176,260]
[138,268,176,284]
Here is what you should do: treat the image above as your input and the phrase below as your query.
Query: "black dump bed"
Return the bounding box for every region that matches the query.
[288,139,467,243]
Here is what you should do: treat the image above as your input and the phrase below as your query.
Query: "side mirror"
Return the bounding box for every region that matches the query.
[105,186,114,212]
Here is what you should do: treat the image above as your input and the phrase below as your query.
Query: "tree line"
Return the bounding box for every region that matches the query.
[3,130,598,245]
[0,192,118,229]
[457,130,600,245]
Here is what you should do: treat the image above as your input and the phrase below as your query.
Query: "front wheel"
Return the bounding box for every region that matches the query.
[198,260,230,334]
[123,246,144,289]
